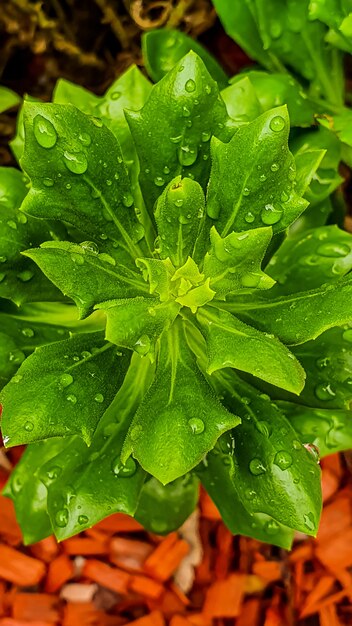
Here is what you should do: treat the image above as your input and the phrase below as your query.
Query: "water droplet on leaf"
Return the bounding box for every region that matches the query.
[63,151,88,174]
[249,458,266,475]
[33,115,57,148]
[273,450,293,470]
[188,418,205,434]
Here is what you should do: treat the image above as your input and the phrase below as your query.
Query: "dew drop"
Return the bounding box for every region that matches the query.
[249,458,266,475]
[271,162,279,172]
[270,115,285,132]
[0,256,6,263]
[154,176,165,187]
[60,373,73,388]
[265,519,280,535]
[110,91,121,101]
[80,241,99,254]
[43,177,54,187]
[11,374,23,383]
[78,132,92,146]
[316,356,330,369]
[24,421,34,432]
[70,253,84,265]
[244,488,256,500]
[63,150,88,174]
[185,78,196,92]
[317,243,350,258]
[303,512,315,531]
[122,193,134,207]
[21,327,34,338]
[273,450,293,470]
[188,417,205,434]
[243,187,250,196]
[201,131,211,142]
[47,466,62,480]
[304,442,320,463]
[7,220,17,230]
[134,335,151,356]
[259,174,267,182]
[55,508,69,527]
[66,183,72,190]
[255,420,272,437]
[8,349,25,364]
[33,115,57,148]
[182,106,191,117]
[244,211,255,224]
[292,439,302,450]
[112,456,137,477]
[261,203,283,225]
[66,394,77,404]
[91,116,103,127]
[315,383,336,401]
[177,145,198,166]
[78,514,89,525]
[94,393,104,403]
[241,272,261,288]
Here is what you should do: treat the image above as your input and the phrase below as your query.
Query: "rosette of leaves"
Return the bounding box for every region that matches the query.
[1,52,352,550]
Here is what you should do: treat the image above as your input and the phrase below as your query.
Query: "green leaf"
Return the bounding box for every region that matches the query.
[203,226,274,299]
[135,474,199,534]
[122,321,241,484]
[3,438,65,544]
[218,373,322,535]
[291,127,343,206]
[0,86,21,113]
[267,225,352,294]
[155,176,206,266]
[0,167,62,305]
[38,355,151,540]
[25,241,148,318]
[0,331,130,446]
[309,0,352,53]
[291,326,352,409]
[229,71,315,127]
[0,307,73,390]
[279,400,352,456]
[98,297,180,359]
[197,437,294,549]
[126,51,233,214]
[221,77,262,123]
[212,0,281,71]
[198,307,305,393]
[206,106,308,235]
[142,29,228,88]
[231,276,352,344]
[21,102,144,260]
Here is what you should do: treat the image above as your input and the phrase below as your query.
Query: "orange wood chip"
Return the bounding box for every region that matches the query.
[0,545,46,586]
[252,561,282,583]
[202,574,245,618]
[126,610,165,626]
[45,554,74,594]
[63,537,108,556]
[129,575,164,600]
[12,593,59,622]
[144,534,190,582]
[82,559,130,595]
[0,496,22,547]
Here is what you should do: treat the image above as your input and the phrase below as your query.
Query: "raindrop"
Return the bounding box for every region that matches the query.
[317,243,350,258]
[188,417,205,434]
[78,514,89,525]
[177,145,198,167]
[66,394,77,404]
[244,489,256,500]
[303,512,315,531]
[94,393,104,403]
[270,115,285,132]
[21,327,34,338]
[185,78,196,92]
[243,187,250,196]
[261,204,283,225]
[315,383,336,401]
[33,115,57,148]
[7,220,17,230]
[106,179,112,186]
[112,456,137,477]
[182,106,191,117]
[99,253,116,266]
[55,508,69,527]
[304,442,320,463]
[24,421,34,432]
[154,176,165,187]
[249,458,266,475]
[63,151,88,174]
[8,350,25,364]
[270,163,279,172]
[43,177,54,187]
[0,256,6,263]
[241,273,261,288]
[122,193,134,207]
[66,183,72,190]
[259,174,267,182]
[265,520,279,535]
[292,439,302,450]
[134,335,151,356]
[316,356,330,369]
[255,421,272,437]
[47,466,62,480]
[91,116,103,127]
[80,241,99,254]
[244,211,255,224]
[11,374,23,383]
[78,132,91,146]
[201,131,211,142]
[60,373,73,388]
[70,253,84,265]
[273,450,293,470]
[110,91,121,101]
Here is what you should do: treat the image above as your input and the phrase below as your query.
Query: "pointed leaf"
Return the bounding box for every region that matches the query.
[135,474,199,535]
[0,167,62,305]
[25,241,148,318]
[126,51,233,213]
[122,322,241,484]
[231,276,352,344]
[21,102,144,260]
[154,176,206,266]
[0,332,130,446]
[198,307,305,393]
[207,106,308,235]
[142,29,228,87]
[279,401,352,457]
[98,297,180,359]
[218,373,322,535]
[0,86,21,113]
[196,437,294,549]
[267,225,352,295]
[203,226,274,299]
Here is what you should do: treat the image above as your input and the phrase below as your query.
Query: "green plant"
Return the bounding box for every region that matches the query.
[1,51,352,550]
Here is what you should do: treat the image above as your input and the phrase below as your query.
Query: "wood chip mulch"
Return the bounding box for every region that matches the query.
[0,448,351,626]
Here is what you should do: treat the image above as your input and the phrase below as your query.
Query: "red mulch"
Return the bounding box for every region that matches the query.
[0,449,351,626]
